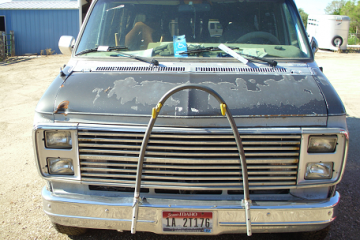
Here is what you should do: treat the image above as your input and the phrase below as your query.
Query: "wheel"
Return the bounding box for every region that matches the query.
[332,36,343,47]
[52,222,88,236]
[235,31,281,45]
[296,225,331,240]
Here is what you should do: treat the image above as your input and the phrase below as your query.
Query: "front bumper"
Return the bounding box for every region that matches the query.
[43,187,339,234]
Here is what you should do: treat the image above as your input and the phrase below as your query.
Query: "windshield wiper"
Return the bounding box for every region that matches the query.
[179,46,277,67]
[110,52,159,66]
[76,46,129,56]
[179,46,239,55]
[236,52,277,67]
[76,46,158,65]
[109,46,129,51]
[76,48,98,56]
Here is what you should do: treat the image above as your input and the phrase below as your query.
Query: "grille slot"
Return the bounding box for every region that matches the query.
[79,131,300,191]
[195,67,287,73]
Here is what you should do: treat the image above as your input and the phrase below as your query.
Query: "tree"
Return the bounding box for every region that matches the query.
[325,0,347,14]
[339,1,360,33]
[298,8,309,27]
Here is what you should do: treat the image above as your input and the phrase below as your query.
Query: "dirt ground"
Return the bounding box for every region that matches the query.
[0,52,359,240]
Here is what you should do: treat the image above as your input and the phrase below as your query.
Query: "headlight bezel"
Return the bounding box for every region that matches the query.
[297,129,348,185]
[33,124,80,180]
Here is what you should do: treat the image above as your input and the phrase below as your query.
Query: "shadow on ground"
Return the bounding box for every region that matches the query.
[68,230,303,240]
[0,56,34,66]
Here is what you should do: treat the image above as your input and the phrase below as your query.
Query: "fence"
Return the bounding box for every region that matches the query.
[0,31,15,60]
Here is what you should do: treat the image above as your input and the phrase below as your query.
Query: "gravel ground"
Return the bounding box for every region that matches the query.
[0,52,359,240]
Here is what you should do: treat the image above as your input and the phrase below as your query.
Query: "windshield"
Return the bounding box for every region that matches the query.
[76,0,311,59]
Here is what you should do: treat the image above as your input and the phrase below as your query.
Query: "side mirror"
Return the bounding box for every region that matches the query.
[309,36,319,55]
[58,36,75,55]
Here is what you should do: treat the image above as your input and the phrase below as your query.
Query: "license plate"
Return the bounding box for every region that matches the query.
[162,211,213,233]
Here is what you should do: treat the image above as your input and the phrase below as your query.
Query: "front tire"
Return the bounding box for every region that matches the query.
[52,222,88,236]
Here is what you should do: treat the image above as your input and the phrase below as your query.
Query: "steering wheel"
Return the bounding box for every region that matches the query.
[235,31,281,45]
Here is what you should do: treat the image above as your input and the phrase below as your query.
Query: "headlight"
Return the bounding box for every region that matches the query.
[45,131,72,149]
[305,162,333,179]
[47,158,74,175]
[308,136,337,153]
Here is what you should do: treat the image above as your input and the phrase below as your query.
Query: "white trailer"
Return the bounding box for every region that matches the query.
[307,15,350,50]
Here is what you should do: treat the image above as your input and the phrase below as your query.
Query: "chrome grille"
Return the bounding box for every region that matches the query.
[78,131,300,190]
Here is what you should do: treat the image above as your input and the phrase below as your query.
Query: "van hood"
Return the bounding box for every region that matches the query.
[51,72,327,118]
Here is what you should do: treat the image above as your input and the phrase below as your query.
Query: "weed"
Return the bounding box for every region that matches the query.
[348,37,359,45]
[346,48,360,53]
[348,34,360,45]
[45,48,55,56]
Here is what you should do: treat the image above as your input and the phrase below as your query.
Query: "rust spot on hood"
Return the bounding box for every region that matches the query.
[54,100,70,115]
[104,87,112,93]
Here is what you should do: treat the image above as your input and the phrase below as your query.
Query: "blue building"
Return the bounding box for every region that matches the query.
[0,0,82,55]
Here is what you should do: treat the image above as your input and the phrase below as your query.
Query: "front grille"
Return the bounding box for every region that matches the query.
[78,130,301,191]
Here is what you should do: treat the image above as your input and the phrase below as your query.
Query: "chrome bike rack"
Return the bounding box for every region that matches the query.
[131,84,252,236]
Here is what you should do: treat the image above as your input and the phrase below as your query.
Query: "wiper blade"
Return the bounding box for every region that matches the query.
[179,46,239,55]
[219,44,277,67]
[76,46,129,56]
[77,45,158,65]
[179,45,277,67]
[76,48,98,56]
[108,46,129,51]
[110,53,159,66]
[238,52,277,67]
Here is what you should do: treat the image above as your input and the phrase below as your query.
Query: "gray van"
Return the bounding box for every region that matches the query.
[33,0,348,239]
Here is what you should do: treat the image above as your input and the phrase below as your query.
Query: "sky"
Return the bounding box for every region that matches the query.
[294,0,334,15]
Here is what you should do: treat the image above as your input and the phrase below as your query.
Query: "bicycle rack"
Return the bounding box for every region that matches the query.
[130,84,252,236]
